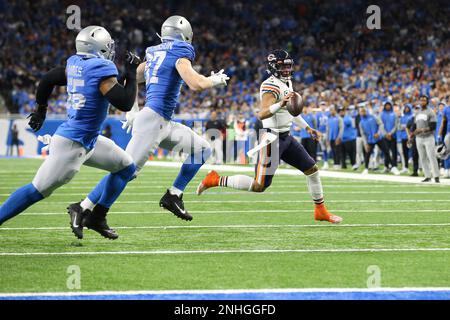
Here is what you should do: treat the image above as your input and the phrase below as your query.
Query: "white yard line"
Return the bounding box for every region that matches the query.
[1,223,449,231]
[3,190,449,197]
[1,247,449,257]
[18,208,450,215]
[6,199,449,205]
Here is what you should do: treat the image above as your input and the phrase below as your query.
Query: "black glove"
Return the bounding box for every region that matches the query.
[27,105,47,132]
[125,51,142,70]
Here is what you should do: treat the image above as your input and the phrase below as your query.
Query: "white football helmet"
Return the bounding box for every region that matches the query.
[160,15,193,43]
[436,138,450,160]
[75,26,115,61]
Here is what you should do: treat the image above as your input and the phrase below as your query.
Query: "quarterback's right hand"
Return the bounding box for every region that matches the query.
[280,92,294,107]
[208,69,230,87]
[121,102,140,134]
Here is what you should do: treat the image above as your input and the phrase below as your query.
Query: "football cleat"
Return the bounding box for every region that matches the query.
[159,190,193,221]
[314,203,343,224]
[67,202,86,239]
[196,170,220,195]
[82,212,118,240]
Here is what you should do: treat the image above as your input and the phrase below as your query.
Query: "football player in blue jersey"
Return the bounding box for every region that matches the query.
[0,26,141,240]
[75,16,229,224]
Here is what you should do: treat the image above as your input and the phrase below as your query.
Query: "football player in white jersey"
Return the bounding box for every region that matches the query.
[197,50,342,224]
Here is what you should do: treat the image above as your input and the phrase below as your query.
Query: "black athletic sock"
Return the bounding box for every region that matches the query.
[92,204,109,219]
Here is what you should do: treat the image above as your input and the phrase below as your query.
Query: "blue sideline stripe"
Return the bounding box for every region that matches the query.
[1,290,449,300]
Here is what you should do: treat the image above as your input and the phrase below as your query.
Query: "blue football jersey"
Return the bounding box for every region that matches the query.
[445,106,450,133]
[55,55,118,149]
[144,40,195,120]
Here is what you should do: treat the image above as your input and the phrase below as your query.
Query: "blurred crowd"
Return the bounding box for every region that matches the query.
[1,0,449,120]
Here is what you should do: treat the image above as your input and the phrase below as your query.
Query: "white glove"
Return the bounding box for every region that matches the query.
[121,101,140,134]
[208,69,230,87]
[37,134,52,153]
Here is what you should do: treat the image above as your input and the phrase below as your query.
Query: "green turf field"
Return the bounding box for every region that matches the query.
[0,158,449,293]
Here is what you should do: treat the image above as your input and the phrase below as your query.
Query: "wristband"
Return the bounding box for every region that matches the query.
[269,102,282,114]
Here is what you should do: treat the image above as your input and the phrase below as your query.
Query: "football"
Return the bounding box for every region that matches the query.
[286,92,303,116]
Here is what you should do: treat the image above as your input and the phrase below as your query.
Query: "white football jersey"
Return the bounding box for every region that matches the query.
[259,75,295,133]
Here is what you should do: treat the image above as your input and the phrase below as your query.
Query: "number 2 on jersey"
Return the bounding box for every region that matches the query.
[145,51,167,84]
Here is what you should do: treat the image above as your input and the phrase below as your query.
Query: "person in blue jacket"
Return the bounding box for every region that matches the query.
[326,106,343,169]
[338,107,357,169]
[436,102,449,177]
[380,101,400,174]
[316,101,329,169]
[300,106,318,161]
[359,107,395,175]
[399,104,413,173]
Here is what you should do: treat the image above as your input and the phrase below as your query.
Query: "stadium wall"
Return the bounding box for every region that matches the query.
[0,117,206,157]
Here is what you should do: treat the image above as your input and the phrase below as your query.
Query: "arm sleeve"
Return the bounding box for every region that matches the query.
[376,116,386,135]
[390,115,399,135]
[98,60,137,112]
[104,80,137,112]
[293,115,310,130]
[175,42,196,61]
[36,66,67,106]
[429,122,437,131]
[260,84,281,101]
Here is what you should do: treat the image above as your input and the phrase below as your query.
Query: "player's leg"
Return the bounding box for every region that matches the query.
[401,139,409,170]
[320,136,329,169]
[355,137,362,168]
[0,135,86,225]
[349,140,357,168]
[280,135,341,224]
[77,108,166,219]
[362,143,374,174]
[68,136,136,239]
[158,121,212,220]
[214,138,224,164]
[444,134,450,178]
[197,133,277,194]
[423,136,440,181]
[416,137,431,180]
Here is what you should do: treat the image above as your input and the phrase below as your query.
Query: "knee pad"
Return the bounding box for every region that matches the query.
[115,163,137,181]
[34,168,78,198]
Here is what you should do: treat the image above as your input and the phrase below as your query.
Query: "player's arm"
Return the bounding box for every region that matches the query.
[29,66,67,132]
[176,58,229,91]
[136,62,146,84]
[99,52,141,112]
[293,114,321,141]
[374,116,385,138]
[439,114,447,139]
[258,92,293,120]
